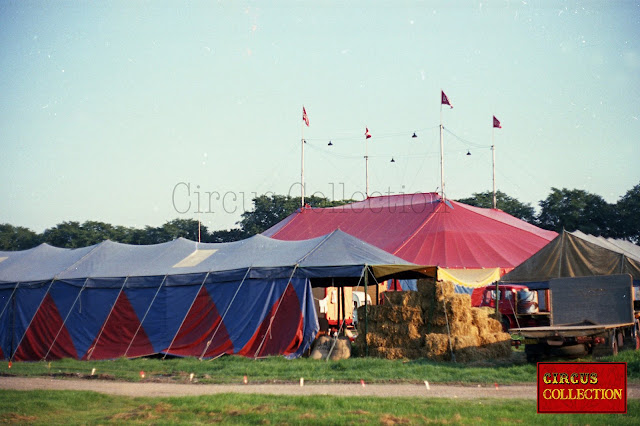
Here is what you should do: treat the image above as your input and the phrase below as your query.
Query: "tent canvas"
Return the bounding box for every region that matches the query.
[500,230,640,290]
[0,230,432,361]
[264,193,557,291]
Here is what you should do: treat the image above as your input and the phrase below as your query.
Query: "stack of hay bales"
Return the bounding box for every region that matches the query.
[353,279,512,362]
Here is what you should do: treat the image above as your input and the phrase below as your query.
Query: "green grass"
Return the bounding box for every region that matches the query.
[0,390,638,425]
[2,349,639,385]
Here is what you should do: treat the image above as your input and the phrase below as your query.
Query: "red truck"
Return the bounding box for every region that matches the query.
[472,283,551,331]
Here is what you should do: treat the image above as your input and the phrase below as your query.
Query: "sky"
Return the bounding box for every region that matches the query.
[1,1,639,234]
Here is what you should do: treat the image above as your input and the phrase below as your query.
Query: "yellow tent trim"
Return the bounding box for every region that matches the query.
[437,268,501,288]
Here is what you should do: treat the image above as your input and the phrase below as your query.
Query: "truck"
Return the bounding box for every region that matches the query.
[506,274,640,362]
[474,283,552,331]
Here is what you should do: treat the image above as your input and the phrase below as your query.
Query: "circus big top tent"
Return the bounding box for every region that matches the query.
[0,230,430,362]
[264,193,558,291]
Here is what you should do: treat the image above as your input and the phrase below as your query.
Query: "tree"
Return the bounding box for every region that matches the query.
[238,194,354,236]
[537,187,613,235]
[0,224,42,250]
[455,191,536,223]
[614,182,640,243]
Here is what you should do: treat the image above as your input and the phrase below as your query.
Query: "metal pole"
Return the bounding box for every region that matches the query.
[301,130,305,208]
[364,267,369,357]
[440,105,445,201]
[365,137,369,198]
[492,127,496,209]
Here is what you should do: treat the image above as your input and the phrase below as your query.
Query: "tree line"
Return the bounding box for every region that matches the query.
[1,183,638,251]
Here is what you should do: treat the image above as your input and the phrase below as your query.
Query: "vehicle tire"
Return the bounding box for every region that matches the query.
[525,344,543,363]
[552,344,587,359]
[611,331,619,356]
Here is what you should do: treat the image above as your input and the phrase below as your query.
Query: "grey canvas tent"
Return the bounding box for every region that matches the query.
[500,230,640,290]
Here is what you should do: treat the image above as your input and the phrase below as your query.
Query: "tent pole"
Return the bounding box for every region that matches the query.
[335,280,340,334]
[364,266,369,357]
[492,127,497,209]
[301,109,305,208]
[365,137,369,198]
[440,102,445,201]
[340,283,346,334]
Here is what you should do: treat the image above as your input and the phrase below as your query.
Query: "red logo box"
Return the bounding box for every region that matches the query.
[537,362,627,414]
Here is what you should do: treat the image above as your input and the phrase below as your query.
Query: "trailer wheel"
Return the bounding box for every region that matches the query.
[611,331,619,356]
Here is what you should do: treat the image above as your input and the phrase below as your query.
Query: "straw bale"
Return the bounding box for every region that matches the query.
[479,330,511,346]
[382,291,421,308]
[449,294,473,324]
[416,279,455,300]
[369,347,421,360]
[453,335,481,350]
[422,333,451,360]
[357,305,422,326]
[376,322,422,340]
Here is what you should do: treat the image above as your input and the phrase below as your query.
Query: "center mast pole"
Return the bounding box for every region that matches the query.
[301,106,309,208]
[439,104,445,202]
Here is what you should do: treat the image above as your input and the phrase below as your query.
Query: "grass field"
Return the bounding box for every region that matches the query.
[0,390,638,425]
[1,351,638,424]
[2,348,639,385]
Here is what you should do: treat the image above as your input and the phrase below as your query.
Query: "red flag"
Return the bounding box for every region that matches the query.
[365,127,372,139]
[493,116,502,128]
[441,91,453,108]
[302,107,309,127]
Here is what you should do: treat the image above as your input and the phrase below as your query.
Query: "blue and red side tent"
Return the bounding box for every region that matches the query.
[0,230,432,361]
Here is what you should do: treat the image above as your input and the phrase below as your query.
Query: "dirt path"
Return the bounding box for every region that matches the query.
[3,377,639,400]
[0,377,537,398]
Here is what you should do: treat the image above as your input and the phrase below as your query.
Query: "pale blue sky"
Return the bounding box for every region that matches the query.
[1,1,639,233]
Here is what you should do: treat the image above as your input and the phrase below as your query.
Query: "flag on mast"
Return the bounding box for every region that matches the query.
[493,115,502,128]
[441,91,453,108]
[365,127,372,139]
[302,107,309,127]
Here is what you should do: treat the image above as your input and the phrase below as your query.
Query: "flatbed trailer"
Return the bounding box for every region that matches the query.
[511,274,640,362]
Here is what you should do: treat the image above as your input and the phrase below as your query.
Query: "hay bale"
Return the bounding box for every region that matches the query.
[422,333,452,360]
[416,279,455,300]
[371,346,421,360]
[383,291,421,308]
[356,305,422,327]
[453,334,481,350]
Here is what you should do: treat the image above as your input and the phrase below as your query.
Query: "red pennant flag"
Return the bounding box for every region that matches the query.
[365,127,372,139]
[441,91,453,108]
[302,107,309,127]
[493,116,502,128]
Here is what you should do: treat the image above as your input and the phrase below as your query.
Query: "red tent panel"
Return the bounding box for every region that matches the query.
[237,284,304,358]
[14,293,77,361]
[164,287,234,358]
[83,292,154,360]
